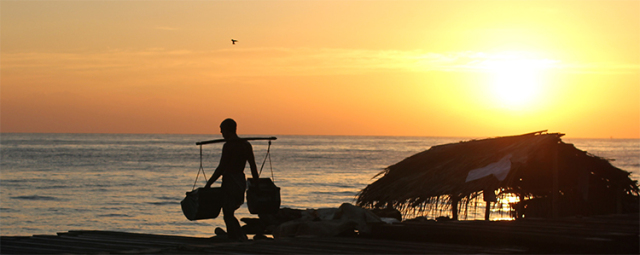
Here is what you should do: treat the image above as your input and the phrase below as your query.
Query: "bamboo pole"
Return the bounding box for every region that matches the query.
[552,143,559,218]
[196,137,277,145]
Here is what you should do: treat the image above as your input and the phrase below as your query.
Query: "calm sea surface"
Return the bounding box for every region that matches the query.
[1,134,638,237]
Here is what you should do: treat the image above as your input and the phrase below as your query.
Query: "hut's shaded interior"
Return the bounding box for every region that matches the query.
[356,131,639,220]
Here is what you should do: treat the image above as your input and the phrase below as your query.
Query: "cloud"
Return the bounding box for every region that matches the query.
[2,48,637,81]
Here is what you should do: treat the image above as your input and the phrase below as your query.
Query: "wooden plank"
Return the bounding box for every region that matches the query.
[249,239,359,254]
[216,241,334,254]
[247,236,491,254]
[289,237,442,253]
[65,230,212,243]
[0,243,68,254]
[58,231,188,248]
[35,234,158,252]
[306,236,493,254]
[1,238,114,254]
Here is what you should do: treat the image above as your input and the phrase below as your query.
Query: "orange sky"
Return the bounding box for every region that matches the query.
[2,0,639,138]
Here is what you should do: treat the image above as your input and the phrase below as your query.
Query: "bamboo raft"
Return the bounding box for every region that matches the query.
[2,213,637,254]
[1,230,494,254]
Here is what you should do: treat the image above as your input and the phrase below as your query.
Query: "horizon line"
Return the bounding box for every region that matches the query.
[1,131,637,140]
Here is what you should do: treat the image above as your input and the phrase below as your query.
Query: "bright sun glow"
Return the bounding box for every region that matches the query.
[482,54,554,110]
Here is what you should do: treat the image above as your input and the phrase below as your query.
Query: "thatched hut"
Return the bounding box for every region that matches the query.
[357,131,639,220]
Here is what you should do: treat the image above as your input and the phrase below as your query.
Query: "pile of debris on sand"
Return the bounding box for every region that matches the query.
[239,203,401,239]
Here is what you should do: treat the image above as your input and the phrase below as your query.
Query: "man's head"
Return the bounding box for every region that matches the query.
[220,118,237,138]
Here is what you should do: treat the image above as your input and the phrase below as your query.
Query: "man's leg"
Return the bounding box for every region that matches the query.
[222,205,246,240]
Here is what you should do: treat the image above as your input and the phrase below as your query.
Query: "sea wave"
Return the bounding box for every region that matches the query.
[98,213,132,218]
[11,195,63,201]
[0,207,19,212]
[147,201,180,206]
[311,191,357,196]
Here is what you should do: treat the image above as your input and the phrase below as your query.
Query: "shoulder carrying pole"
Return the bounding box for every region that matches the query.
[196,137,277,145]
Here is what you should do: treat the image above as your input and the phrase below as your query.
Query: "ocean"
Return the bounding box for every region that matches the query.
[1,133,638,237]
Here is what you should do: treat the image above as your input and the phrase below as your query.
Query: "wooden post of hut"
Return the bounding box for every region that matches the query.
[552,142,559,218]
[615,184,623,214]
[483,189,497,221]
[518,194,525,219]
[484,201,491,221]
[451,194,459,220]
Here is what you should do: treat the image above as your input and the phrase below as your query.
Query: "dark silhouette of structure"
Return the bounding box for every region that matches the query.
[357,131,639,220]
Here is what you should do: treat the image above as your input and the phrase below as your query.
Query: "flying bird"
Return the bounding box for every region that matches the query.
[231,39,238,45]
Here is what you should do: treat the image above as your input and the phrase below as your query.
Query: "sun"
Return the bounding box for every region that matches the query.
[484,57,547,110]
[491,60,539,107]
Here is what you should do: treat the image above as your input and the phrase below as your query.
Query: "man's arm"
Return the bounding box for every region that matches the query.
[205,144,229,188]
[205,166,223,188]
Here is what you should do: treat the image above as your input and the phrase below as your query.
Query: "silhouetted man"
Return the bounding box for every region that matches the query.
[205,118,259,241]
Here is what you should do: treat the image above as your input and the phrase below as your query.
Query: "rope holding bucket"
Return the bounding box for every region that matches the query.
[192,144,208,190]
[259,140,275,182]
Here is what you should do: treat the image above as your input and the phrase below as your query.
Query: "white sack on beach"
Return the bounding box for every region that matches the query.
[272,203,382,238]
[465,154,512,182]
